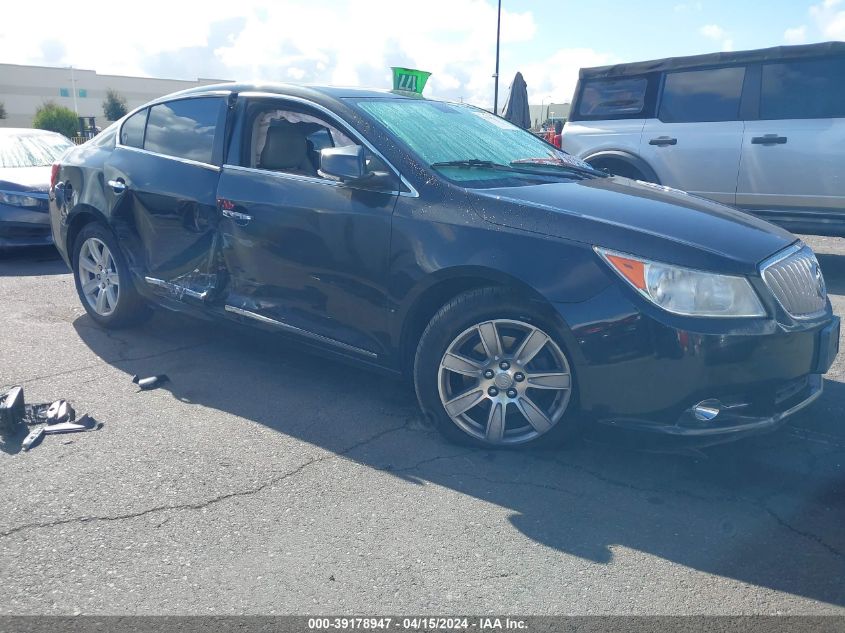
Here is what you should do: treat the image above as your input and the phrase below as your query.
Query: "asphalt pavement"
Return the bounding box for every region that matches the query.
[0,237,843,615]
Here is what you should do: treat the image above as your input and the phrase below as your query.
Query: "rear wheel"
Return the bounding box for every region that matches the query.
[414,288,579,448]
[72,223,151,328]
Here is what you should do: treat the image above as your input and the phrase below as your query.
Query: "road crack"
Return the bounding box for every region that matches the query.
[0,421,410,539]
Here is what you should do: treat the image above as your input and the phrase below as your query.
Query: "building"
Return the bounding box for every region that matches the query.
[529,102,571,130]
[0,63,230,130]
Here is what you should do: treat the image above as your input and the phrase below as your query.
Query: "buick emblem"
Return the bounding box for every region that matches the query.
[813,261,826,298]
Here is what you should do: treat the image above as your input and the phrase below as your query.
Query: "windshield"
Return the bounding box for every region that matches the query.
[353,98,594,187]
[0,132,74,168]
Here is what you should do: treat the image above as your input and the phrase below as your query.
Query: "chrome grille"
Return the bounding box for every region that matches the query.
[762,245,827,318]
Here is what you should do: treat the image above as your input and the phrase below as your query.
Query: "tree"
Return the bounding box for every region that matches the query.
[102,88,128,121]
[33,101,78,138]
[0,102,6,119]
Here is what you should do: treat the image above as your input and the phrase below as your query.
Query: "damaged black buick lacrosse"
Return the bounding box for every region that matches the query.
[49,83,839,448]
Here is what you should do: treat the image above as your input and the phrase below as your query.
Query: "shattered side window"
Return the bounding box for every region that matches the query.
[247,108,357,179]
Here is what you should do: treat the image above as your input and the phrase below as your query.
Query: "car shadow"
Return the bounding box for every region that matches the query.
[71,308,845,607]
[0,246,67,277]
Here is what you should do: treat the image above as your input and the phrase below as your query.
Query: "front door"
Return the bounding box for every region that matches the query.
[104,96,227,298]
[639,66,746,204]
[736,57,845,229]
[215,98,399,359]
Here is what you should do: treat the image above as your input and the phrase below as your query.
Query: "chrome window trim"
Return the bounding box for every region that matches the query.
[759,242,827,320]
[117,145,221,172]
[224,305,378,358]
[116,93,230,171]
[236,91,419,198]
[221,163,401,195]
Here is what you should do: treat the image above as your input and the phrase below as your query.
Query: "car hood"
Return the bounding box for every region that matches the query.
[472,176,797,274]
[0,166,51,193]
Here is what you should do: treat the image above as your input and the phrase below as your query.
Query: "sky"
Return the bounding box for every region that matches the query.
[1,0,843,108]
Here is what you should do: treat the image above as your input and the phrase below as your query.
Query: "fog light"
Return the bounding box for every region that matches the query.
[692,399,721,421]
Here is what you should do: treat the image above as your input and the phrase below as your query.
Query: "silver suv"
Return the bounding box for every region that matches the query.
[562,42,845,236]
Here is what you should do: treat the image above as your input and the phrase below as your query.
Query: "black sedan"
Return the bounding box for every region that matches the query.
[49,83,838,448]
[0,128,74,248]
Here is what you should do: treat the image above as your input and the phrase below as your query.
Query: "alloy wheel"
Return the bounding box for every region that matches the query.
[78,237,120,316]
[437,319,572,445]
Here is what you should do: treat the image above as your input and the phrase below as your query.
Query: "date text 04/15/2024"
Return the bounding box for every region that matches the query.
[306,617,528,630]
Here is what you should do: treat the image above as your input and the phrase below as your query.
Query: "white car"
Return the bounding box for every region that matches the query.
[562,41,845,236]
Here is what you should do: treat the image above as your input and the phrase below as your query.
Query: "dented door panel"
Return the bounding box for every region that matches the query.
[215,166,396,358]
[104,146,222,297]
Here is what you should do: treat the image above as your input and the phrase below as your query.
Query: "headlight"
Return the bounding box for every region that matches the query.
[0,190,42,208]
[595,247,766,318]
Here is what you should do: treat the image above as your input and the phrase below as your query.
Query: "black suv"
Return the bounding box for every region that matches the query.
[50,83,838,448]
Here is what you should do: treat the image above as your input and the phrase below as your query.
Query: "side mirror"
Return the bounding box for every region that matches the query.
[320,145,399,191]
[320,145,366,181]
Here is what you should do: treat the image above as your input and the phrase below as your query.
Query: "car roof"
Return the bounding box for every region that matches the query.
[145,82,419,107]
[579,40,845,80]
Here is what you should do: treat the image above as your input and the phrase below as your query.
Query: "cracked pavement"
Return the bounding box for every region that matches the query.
[0,236,843,615]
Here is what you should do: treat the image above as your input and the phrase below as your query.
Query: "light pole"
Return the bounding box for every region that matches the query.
[492,0,501,114]
[69,66,79,115]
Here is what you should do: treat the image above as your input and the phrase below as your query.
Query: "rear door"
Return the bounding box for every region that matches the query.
[104,95,227,298]
[215,96,400,359]
[737,56,845,228]
[640,66,746,204]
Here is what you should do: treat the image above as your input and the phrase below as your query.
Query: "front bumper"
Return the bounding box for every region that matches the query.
[598,373,823,442]
[554,282,838,443]
[0,204,53,248]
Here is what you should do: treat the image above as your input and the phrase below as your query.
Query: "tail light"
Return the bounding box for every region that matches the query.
[50,163,60,190]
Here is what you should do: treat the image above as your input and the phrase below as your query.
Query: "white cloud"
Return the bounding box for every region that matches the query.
[509,48,616,109]
[699,24,733,51]
[810,0,845,38]
[700,24,727,40]
[0,0,612,108]
[783,25,808,44]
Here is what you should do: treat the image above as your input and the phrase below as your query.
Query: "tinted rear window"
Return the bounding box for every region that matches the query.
[120,109,147,148]
[761,57,845,120]
[659,67,745,123]
[577,78,648,117]
[144,97,222,164]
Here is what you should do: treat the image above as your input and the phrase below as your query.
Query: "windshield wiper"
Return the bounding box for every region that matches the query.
[430,159,511,170]
[430,158,603,181]
[510,158,607,179]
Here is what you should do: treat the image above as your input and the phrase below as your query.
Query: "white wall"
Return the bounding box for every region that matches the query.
[0,63,229,132]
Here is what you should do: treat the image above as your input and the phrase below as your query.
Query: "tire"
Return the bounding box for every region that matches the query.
[414,287,579,449]
[72,222,151,329]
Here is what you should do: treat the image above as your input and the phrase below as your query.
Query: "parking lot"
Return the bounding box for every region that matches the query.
[0,235,843,615]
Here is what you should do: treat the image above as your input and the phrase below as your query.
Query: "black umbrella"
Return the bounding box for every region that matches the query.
[502,72,531,129]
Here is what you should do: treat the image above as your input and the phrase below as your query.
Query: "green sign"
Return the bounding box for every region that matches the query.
[391,67,431,95]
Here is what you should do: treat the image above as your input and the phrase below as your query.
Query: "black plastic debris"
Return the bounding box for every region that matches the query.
[4,393,103,452]
[132,374,170,391]
[0,386,25,436]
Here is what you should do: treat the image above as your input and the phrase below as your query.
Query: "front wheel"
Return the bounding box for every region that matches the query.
[72,223,151,328]
[414,288,578,448]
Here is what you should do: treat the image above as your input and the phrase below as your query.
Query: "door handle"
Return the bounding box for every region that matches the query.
[221,208,253,224]
[751,134,788,145]
[649,136,677,146]
[107,179,126,193]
